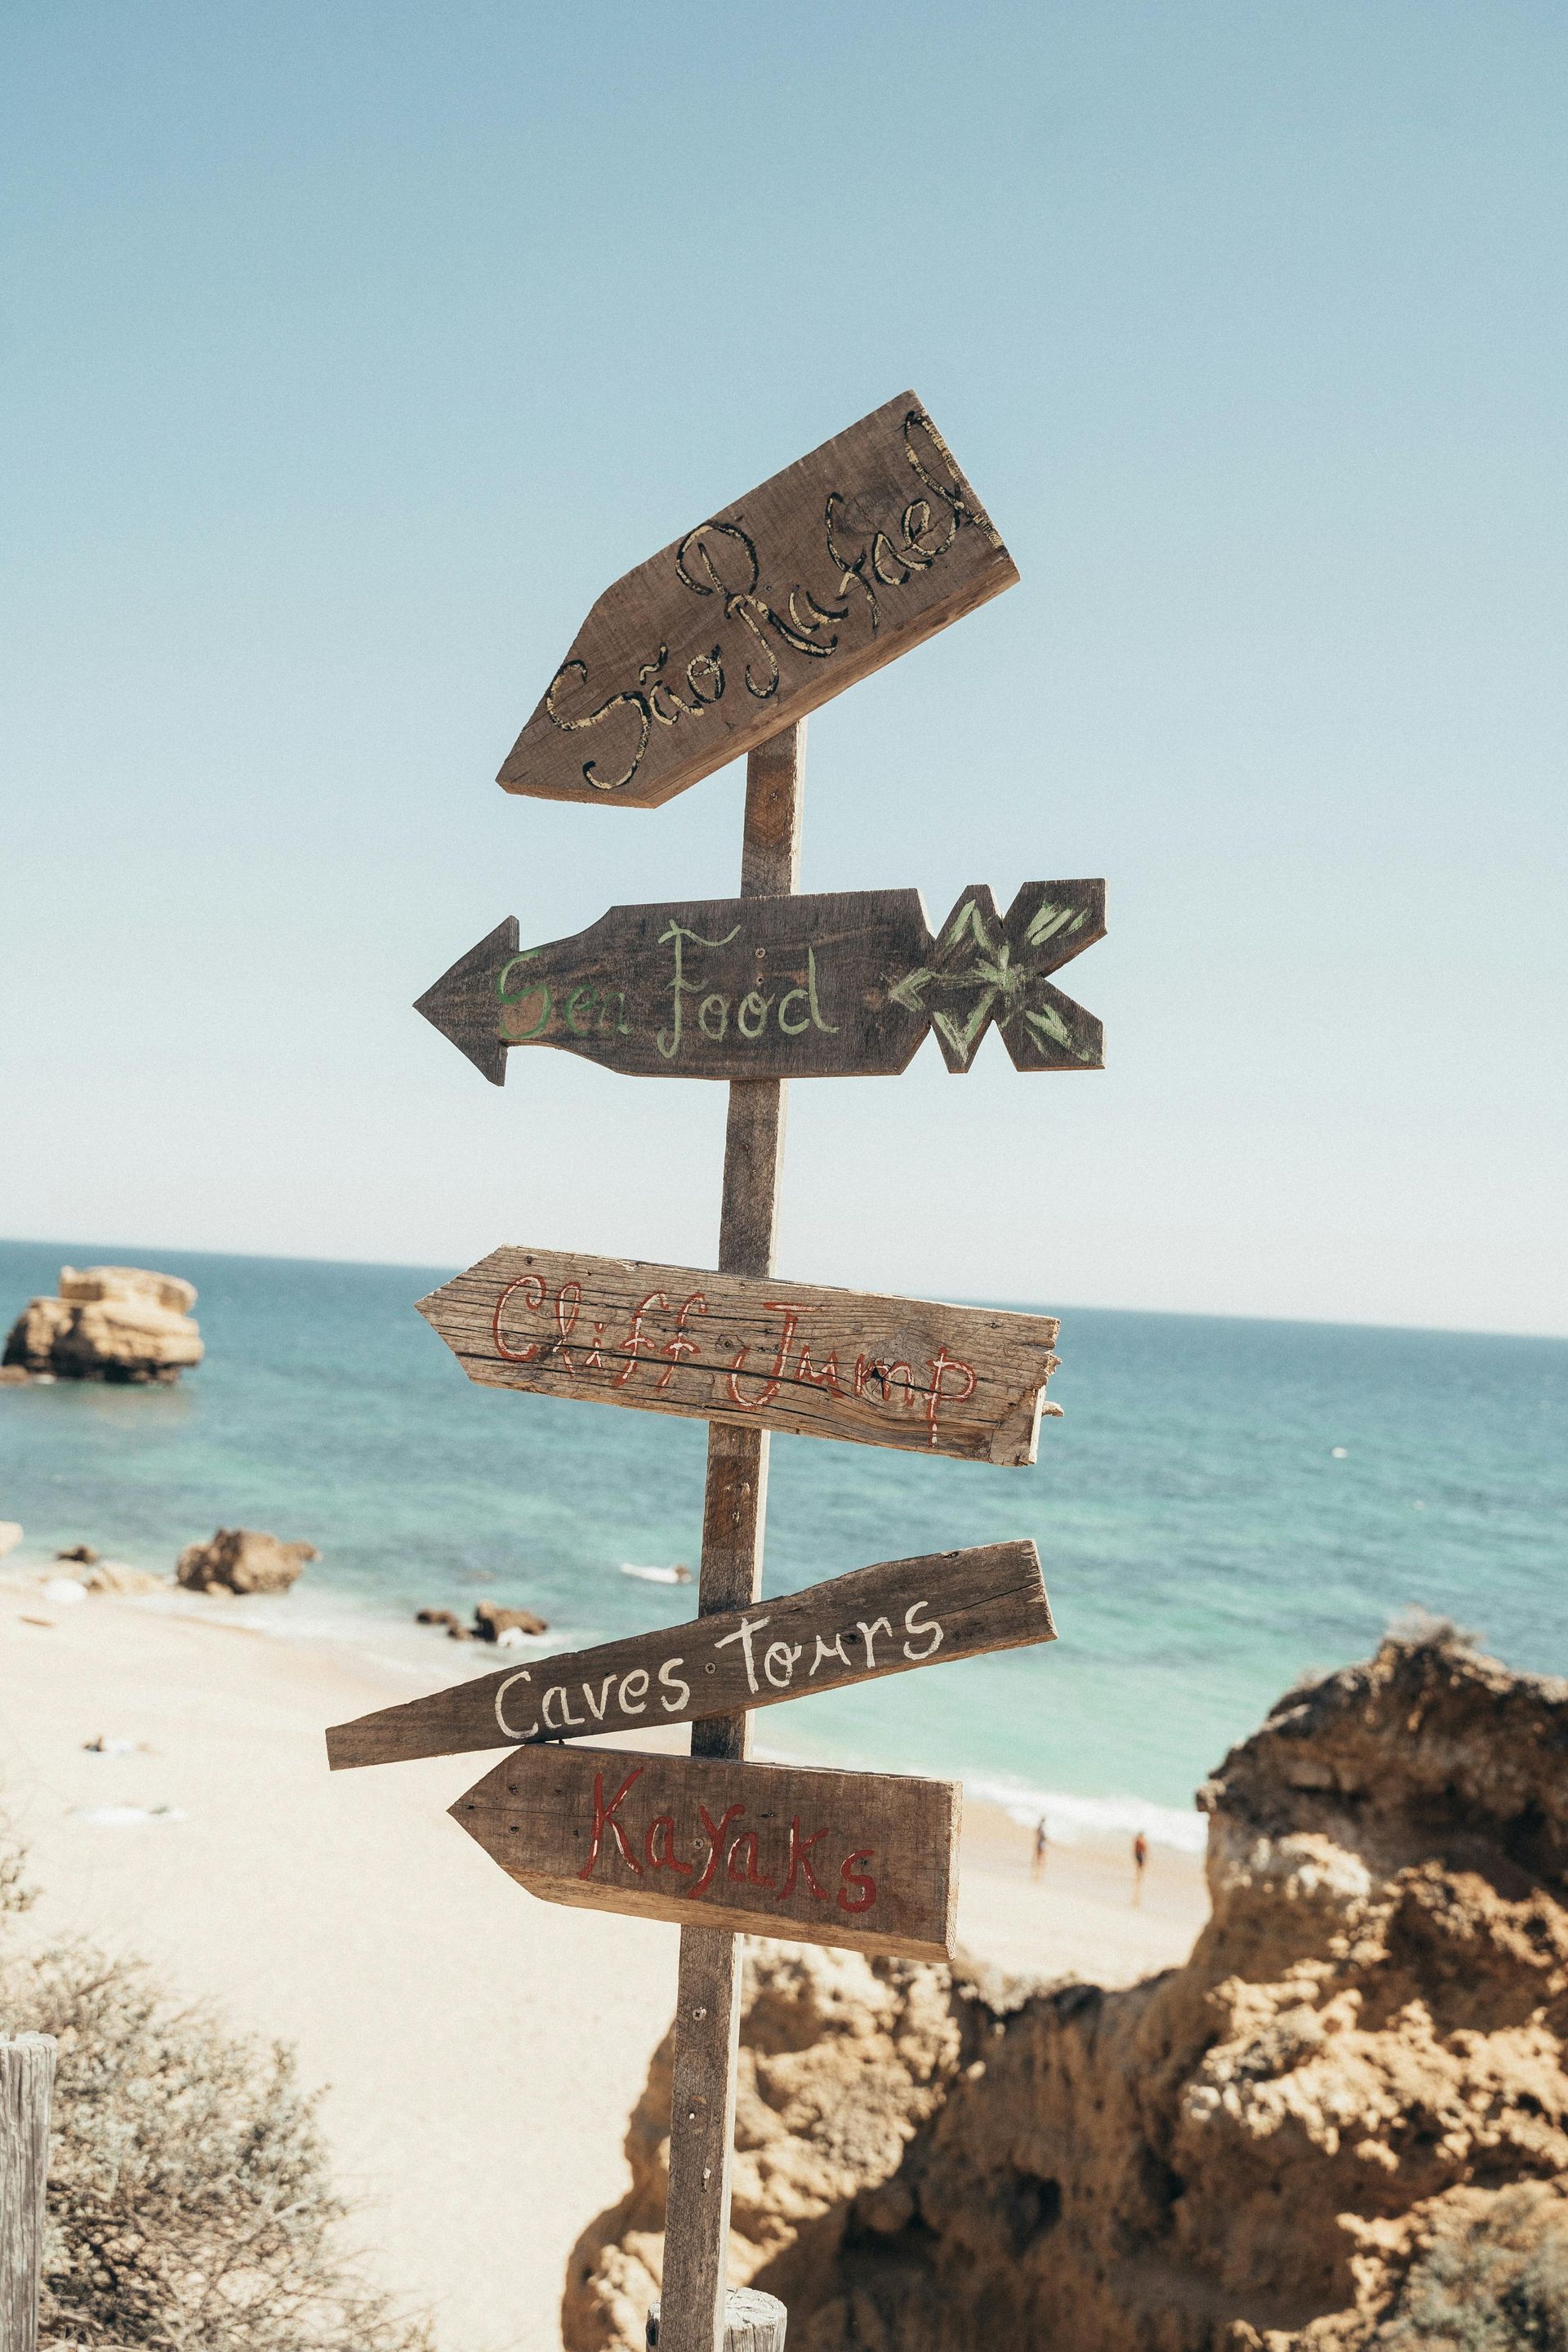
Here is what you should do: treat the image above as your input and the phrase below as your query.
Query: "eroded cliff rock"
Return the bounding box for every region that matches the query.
[2,1265,203,1383]
[176,1527,318,1594]
[564,1624,1568,2350]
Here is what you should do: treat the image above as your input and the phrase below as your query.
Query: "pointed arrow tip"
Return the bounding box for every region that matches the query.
[416,917,518,1087]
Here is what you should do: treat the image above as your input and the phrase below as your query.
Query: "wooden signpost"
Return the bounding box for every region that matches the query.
[416,1250,1062,1465]
[327,1539,1053,1768]
[415,878,1103,1085]
[452,1747,960,1962]
[497,391,1018,809]
[332,395,1105,2352]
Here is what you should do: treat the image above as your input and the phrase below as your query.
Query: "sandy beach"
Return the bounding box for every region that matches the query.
[0,1577,1209,2352]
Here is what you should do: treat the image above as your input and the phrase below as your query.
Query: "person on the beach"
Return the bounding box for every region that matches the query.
[1132,1829,1148,1904]
[1031,1817,1049,1881]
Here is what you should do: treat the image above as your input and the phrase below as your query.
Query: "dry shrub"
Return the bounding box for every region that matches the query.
[0,1812,432,2351]
[1377,2185,1568,2351]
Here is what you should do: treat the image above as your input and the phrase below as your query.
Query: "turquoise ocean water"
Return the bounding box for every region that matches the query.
[2,1237,1564,1849]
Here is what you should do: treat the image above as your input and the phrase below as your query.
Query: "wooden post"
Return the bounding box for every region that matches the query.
[648,2286,788,2350]
[1,2033,56,2352]
[657,723,804,2352]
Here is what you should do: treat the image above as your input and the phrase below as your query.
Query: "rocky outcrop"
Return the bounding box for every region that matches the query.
[564,1624,1568,2351]
[176,1528,318,1595]
[474,1601,550,1641]
[3,1266,203,1384]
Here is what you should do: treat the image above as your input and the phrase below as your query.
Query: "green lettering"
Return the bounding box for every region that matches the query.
[737,989,772,1040]
[497,954,552,1040]
[699,993,729,1040]
[597,987,632,1036]
[564,986,596,1036]
[778,987,809,1036]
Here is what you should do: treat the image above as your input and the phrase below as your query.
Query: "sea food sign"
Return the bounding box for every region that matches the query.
[496,393,1019,809]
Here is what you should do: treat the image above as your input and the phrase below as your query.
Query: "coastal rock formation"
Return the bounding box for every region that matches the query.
[563,1624,1568,2351]
[176,1527,318,1595]
[474,1600,550,1641]
[2,1265,203,1384]
[83,1559,168,1596]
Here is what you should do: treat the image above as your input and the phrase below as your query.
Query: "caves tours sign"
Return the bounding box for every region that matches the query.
[496,390,1018,810]
[416,879,1105,1086]
[326,1540,1054,1769]
[336,390,1102,2352]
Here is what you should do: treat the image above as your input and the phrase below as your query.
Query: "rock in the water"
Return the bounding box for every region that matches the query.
[416,1607,472,1638]
[473,1600,549,1641]
[2,1266,203,1384]
[83,1560,167,1596]
[176,1527,318,1595]
[564,1622,1568,2352]
[56,1544,99,1564]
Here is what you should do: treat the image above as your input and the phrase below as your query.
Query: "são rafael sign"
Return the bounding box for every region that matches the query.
[330,390,1104,2352]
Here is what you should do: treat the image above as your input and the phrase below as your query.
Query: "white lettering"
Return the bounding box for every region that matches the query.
[619,1668,650,1715]
[657,1655,690,1713]
[809,1631,851,1678]
[493,1668,537,1740]
[713,1613,771,1695]
[902,1600,943,1662]
[581,1675,616,1722]
[764,1640,804,1690]
[856,1616,893,1670]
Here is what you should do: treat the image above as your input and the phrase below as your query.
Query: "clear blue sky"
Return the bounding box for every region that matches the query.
[4,3,1564,1333]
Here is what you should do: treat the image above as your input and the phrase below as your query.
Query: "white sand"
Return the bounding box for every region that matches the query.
[0,1583,1207,2352]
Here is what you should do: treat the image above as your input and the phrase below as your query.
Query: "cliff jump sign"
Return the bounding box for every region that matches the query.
[331,391,1103,2352]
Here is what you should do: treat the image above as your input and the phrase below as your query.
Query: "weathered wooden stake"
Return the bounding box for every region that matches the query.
[1,2033,56,2352]
[657,723,804,2352]
[648,2285,788,2350]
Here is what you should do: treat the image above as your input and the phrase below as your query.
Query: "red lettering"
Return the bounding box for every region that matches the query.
[725,1829,776,1890]
[924,1348,977,1443]
[837,1849,878,1913]
[579,1766,645,1878]
[658,1290,708,1390]
[781,1817,830,1902]
[552,1281,581,1373]
[492,1273,546,1362]
[584,1318,608,1371]
[689,1802,746,1898]
[795,1344,844,1396]
[614,1290,668,1388]
[645,1815,693,1876]
[728,1304,799,1410]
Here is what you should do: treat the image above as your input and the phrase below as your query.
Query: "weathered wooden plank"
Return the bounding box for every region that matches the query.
[497,392,1016,810]
[416,1250,1062,1467]
[0,2034,56,2352]
[326,1540,1054,1771]
[664,727,800,2352]
[413,878,1105,1086]
[648,2288,787,2350]
[450,1747,960,1962]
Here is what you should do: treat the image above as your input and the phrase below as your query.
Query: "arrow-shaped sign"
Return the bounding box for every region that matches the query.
[416,878,1104,1086]
[452,1745,960,1962]
[497,391,1018,809]
[326,1540,1054,1771]
[416,1248,1062,1466]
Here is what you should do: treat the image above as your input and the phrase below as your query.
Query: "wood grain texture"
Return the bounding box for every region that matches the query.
[412,879,1104,1087]
[449,1746,960,1962]
[497,392,1016,809]
[1,2034,56,2352]
[326,1541,1054,1770]
[648,2288,788,2350]
[662,728,802,2352]
[416,1250,1062,1467]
